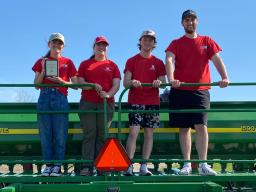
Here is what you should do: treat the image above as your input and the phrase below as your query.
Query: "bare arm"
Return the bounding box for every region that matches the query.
[70,76,78,84]
[211,53,229,88]
[34,71,44,84]
[33,59,46,89]
[165,51,180,87]
[104,78,121,98]
[123,70,141,88]
[34,71,45,90]
[68,76,78,90]
[152,75,166,88]
[78,77,96,90]
[158,75,166,83]
[165,51,175,82]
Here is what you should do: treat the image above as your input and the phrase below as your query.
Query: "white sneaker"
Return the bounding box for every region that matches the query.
[139,164,152,176]
[179,164,192,175]
[123,165,133,176]
[198,163,217,176]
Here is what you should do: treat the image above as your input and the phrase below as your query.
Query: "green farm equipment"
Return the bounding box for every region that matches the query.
[1,83,256,192]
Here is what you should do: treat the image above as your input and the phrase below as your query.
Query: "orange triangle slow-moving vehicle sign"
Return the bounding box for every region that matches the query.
[94,138,131,171]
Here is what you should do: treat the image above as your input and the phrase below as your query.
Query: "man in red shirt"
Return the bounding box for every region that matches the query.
[124,30,166,176]
[165,10,229,176]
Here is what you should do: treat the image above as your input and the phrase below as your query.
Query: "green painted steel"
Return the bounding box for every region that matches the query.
[1,83,256,191]
[1,101,256,160]
[0,83,95,88]
[0,82,255,88]
[0,182,223,192]
[0,186,16,192]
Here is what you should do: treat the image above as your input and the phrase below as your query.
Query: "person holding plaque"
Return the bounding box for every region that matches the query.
[32,33,77,177]
[78,36,121,176]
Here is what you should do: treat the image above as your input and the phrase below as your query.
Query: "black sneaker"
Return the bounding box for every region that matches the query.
[80,167,93,176]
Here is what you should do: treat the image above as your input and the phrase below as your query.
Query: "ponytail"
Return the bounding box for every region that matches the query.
[43,50,50,58]
[89,54,95,60]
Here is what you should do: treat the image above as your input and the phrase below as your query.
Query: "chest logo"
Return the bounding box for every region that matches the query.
[62,64,68,68]
[105,67,112,72]
[200,45,207,50]
[149,65,156,71]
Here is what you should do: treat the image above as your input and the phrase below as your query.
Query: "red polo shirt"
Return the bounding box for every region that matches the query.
[165,35,222,90]
[32,56,77,96]
[124,54,166,105]
[78,58,121,103]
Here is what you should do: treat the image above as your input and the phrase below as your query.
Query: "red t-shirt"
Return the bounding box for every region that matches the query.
[165,35,222,90]
[78,58,121,103]
[32,56,77,96]
[124,54,166,105]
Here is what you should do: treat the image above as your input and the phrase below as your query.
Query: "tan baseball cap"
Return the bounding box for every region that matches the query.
[48,33,65,44]
[140,29,156,39]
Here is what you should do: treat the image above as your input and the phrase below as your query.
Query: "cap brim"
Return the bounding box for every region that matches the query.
[182,14,197,20]
[95,40,109,45]
[50,38,64,44]
[140,35,156,39]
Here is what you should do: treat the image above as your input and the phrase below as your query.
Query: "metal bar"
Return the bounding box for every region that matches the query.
[120,109,256,113]
[0,83,95,88]
[116,83,256,139]
[0,110,105,114]
[141,82,256,87]
[6,182,223,192]
[1,82,256,87]
[117,87,129,139]
[1,159,256,165]
[0,174,256,183]
[5,108,256,115]
[104,97,108,140]
[0,159,93,164]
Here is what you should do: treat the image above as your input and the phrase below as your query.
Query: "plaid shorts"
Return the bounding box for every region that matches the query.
[128,104,160,128]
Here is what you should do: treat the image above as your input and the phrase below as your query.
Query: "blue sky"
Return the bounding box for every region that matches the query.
[0,0,255,102]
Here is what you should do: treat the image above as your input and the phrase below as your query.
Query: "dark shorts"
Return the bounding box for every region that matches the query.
[168,89,210,128]
[128,104,160,128]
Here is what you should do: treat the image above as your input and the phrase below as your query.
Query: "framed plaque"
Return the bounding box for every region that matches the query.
[45,59,59,77]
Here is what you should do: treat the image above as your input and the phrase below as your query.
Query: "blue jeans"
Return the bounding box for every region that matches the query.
[37,88,69,164]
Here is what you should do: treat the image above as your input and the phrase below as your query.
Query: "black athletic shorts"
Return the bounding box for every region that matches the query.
[168,89,210,128]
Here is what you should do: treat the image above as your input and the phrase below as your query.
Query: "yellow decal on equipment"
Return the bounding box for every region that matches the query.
[0,128,9,134]
[1,127,256,134]
[241,125,256,132]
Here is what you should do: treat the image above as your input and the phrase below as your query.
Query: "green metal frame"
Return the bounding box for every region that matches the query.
[1,182,223,192]
[1,82,256,192]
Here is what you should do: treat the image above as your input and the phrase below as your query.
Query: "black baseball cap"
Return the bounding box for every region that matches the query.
[182,10,197,20]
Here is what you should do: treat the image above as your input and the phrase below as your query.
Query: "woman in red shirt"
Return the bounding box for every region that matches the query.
[78,36,121,176]
[32,33,77,177]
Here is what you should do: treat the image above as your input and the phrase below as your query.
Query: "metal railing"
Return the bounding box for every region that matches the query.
[1,82,256,178]
[0,83,110,139]
[117,82,256,139]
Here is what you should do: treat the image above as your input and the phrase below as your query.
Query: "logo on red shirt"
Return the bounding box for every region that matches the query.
[149,65,156,71]
[105,67,112,72]
[200,45,207,50]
